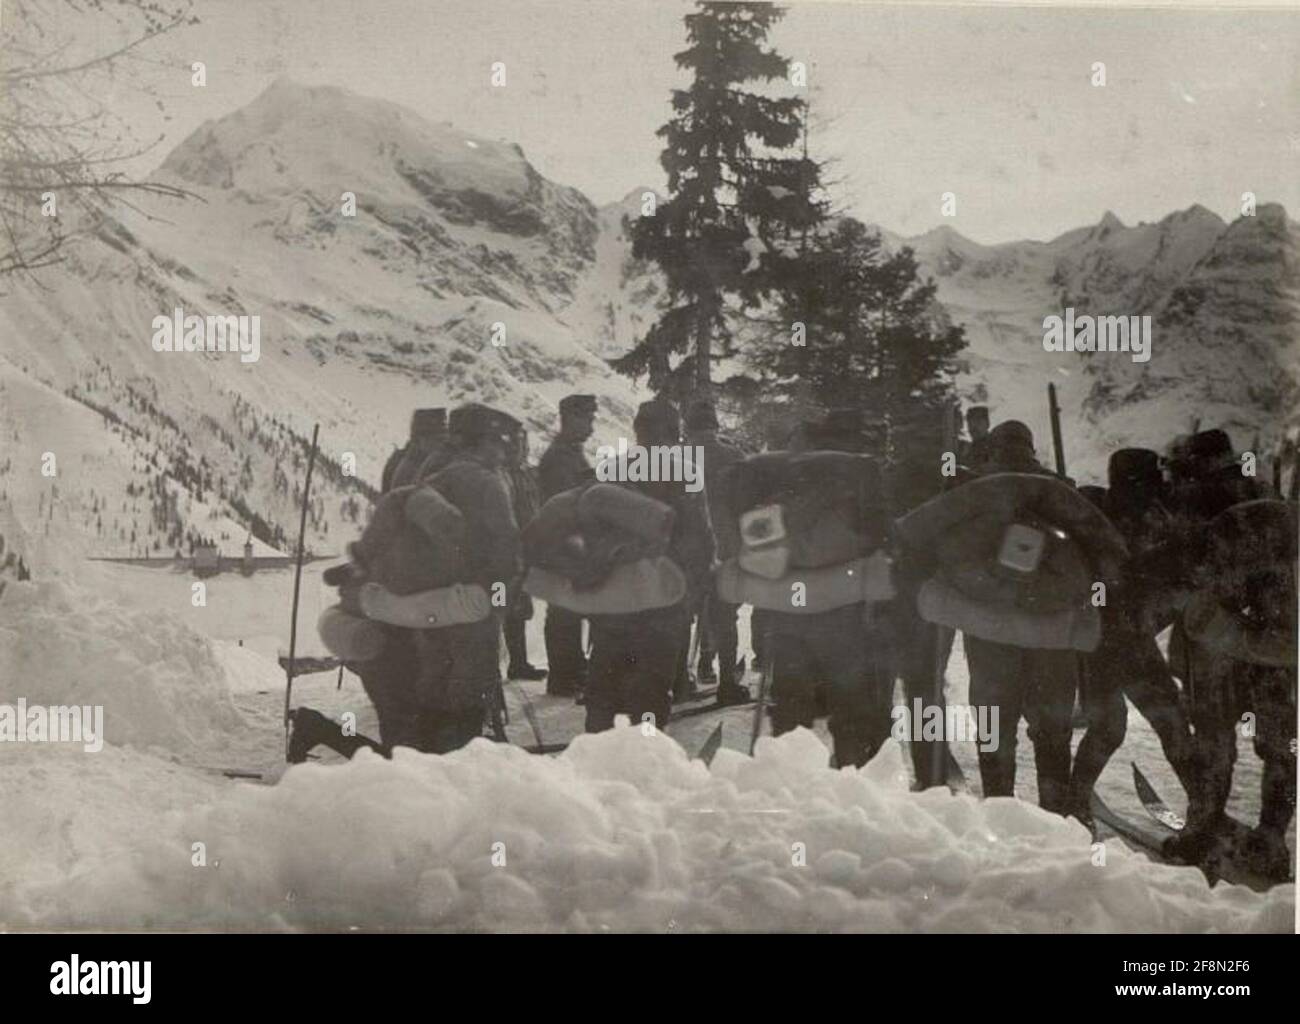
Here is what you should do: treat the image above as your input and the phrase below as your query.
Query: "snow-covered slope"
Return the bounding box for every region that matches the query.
[879,206,1299,481]
[562,187,665,360]
[0,80,646,573]
[1,77,1293,579]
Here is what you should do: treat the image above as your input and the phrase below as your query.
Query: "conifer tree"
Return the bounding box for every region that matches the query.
[614,1,822,401]
[749,216,967,471]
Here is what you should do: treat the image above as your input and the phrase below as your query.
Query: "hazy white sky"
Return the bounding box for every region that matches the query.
[99,0,1299,243]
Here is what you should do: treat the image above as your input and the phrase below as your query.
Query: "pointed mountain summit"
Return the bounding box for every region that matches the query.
[902,223,990,276]
[160,78,532,199]
[157,78,598,254]
[1092,210,1124,239]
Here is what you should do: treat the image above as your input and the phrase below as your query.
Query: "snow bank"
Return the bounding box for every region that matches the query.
[0,744,227,927]
[0,579,1288,931]
[0,724,1289,932]
[0,579,259,760]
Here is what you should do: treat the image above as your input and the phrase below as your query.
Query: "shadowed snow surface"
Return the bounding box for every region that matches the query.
[0,580,1291,932]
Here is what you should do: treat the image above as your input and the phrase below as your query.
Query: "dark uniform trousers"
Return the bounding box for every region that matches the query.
[700,593,741,685]
[1073,623,1197,804]
[544,606,587,695]
[504,592,533,670]
[1184,645,1296,835]
[963,635,1077,812]
[584,606,686,733]
[767,604,894,769]
[358,618,500,754]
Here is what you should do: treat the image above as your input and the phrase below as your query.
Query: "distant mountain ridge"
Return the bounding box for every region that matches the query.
[873,202,1297,477]
[0,78,1294,574]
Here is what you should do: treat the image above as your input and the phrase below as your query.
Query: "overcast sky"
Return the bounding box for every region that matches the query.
[101,0,1299,243]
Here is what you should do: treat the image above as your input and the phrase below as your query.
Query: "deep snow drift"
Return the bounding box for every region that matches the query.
[0,579,1292,932]
[0,580,261,761]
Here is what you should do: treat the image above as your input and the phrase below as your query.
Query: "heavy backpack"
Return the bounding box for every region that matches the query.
[1183,499,1298,668]
[523,483,676,590]
[916,577,1102,652]
[357,580,491,630]
[723,451,888,578]
[350,484,467,595]
[318,479,484,662]
[895,472,1127,616]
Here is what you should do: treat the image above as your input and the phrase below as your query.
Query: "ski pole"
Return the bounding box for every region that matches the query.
[283,423,321,762]
[749,628,773,755]
[1047,383,1066,478]
[687,601,703,685]
[928,400,959,787]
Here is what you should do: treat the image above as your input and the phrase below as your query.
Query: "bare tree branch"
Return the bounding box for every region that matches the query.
[0,0,199,276]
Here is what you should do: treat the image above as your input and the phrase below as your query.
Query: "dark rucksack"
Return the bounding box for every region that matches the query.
[522,483,675,590]
[349,483,467,596]
[895,472,1128,614]
[721,451,889,573]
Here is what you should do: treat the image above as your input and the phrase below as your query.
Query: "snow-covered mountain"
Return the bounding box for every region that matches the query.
[0,80,652,573]
[879,204,1299,480]
[1,78,1295,577]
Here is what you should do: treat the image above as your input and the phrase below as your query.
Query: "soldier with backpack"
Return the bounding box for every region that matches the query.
[583,399,715,731]
[409,403,522,750]
[1175,498,1295,880]
[521,398,714,731]
[301,403,521,758]
[1160,428,1291,878]
[538,394,598,698]
[718,423,897,769]
[896,422,1123,812]
[1068,448,1199,824]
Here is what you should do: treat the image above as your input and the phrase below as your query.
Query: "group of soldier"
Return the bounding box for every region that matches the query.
[297,389,1294,882]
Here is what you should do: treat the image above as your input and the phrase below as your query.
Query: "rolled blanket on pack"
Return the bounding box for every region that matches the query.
[577,483,676,549]
[916,577,1102,652]
[788,507,872,569]
[1183,589,1297,668]
[524,556,686,615]
[357,580,492,629]
[523,486,585,567]
[524,484,674,589]
[351,484,467,595]
[724,451,887,581]
[895,472,1127,614]
[317,604,387,662]
[726,451,885,528]
[717,551,895,614]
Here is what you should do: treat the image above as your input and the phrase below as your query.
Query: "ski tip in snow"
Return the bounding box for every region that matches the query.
[1131,761,1186,831]
[696,722,724,766]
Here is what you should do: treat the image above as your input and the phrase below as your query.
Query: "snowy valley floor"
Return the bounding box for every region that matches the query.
[0,569,1293,932]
